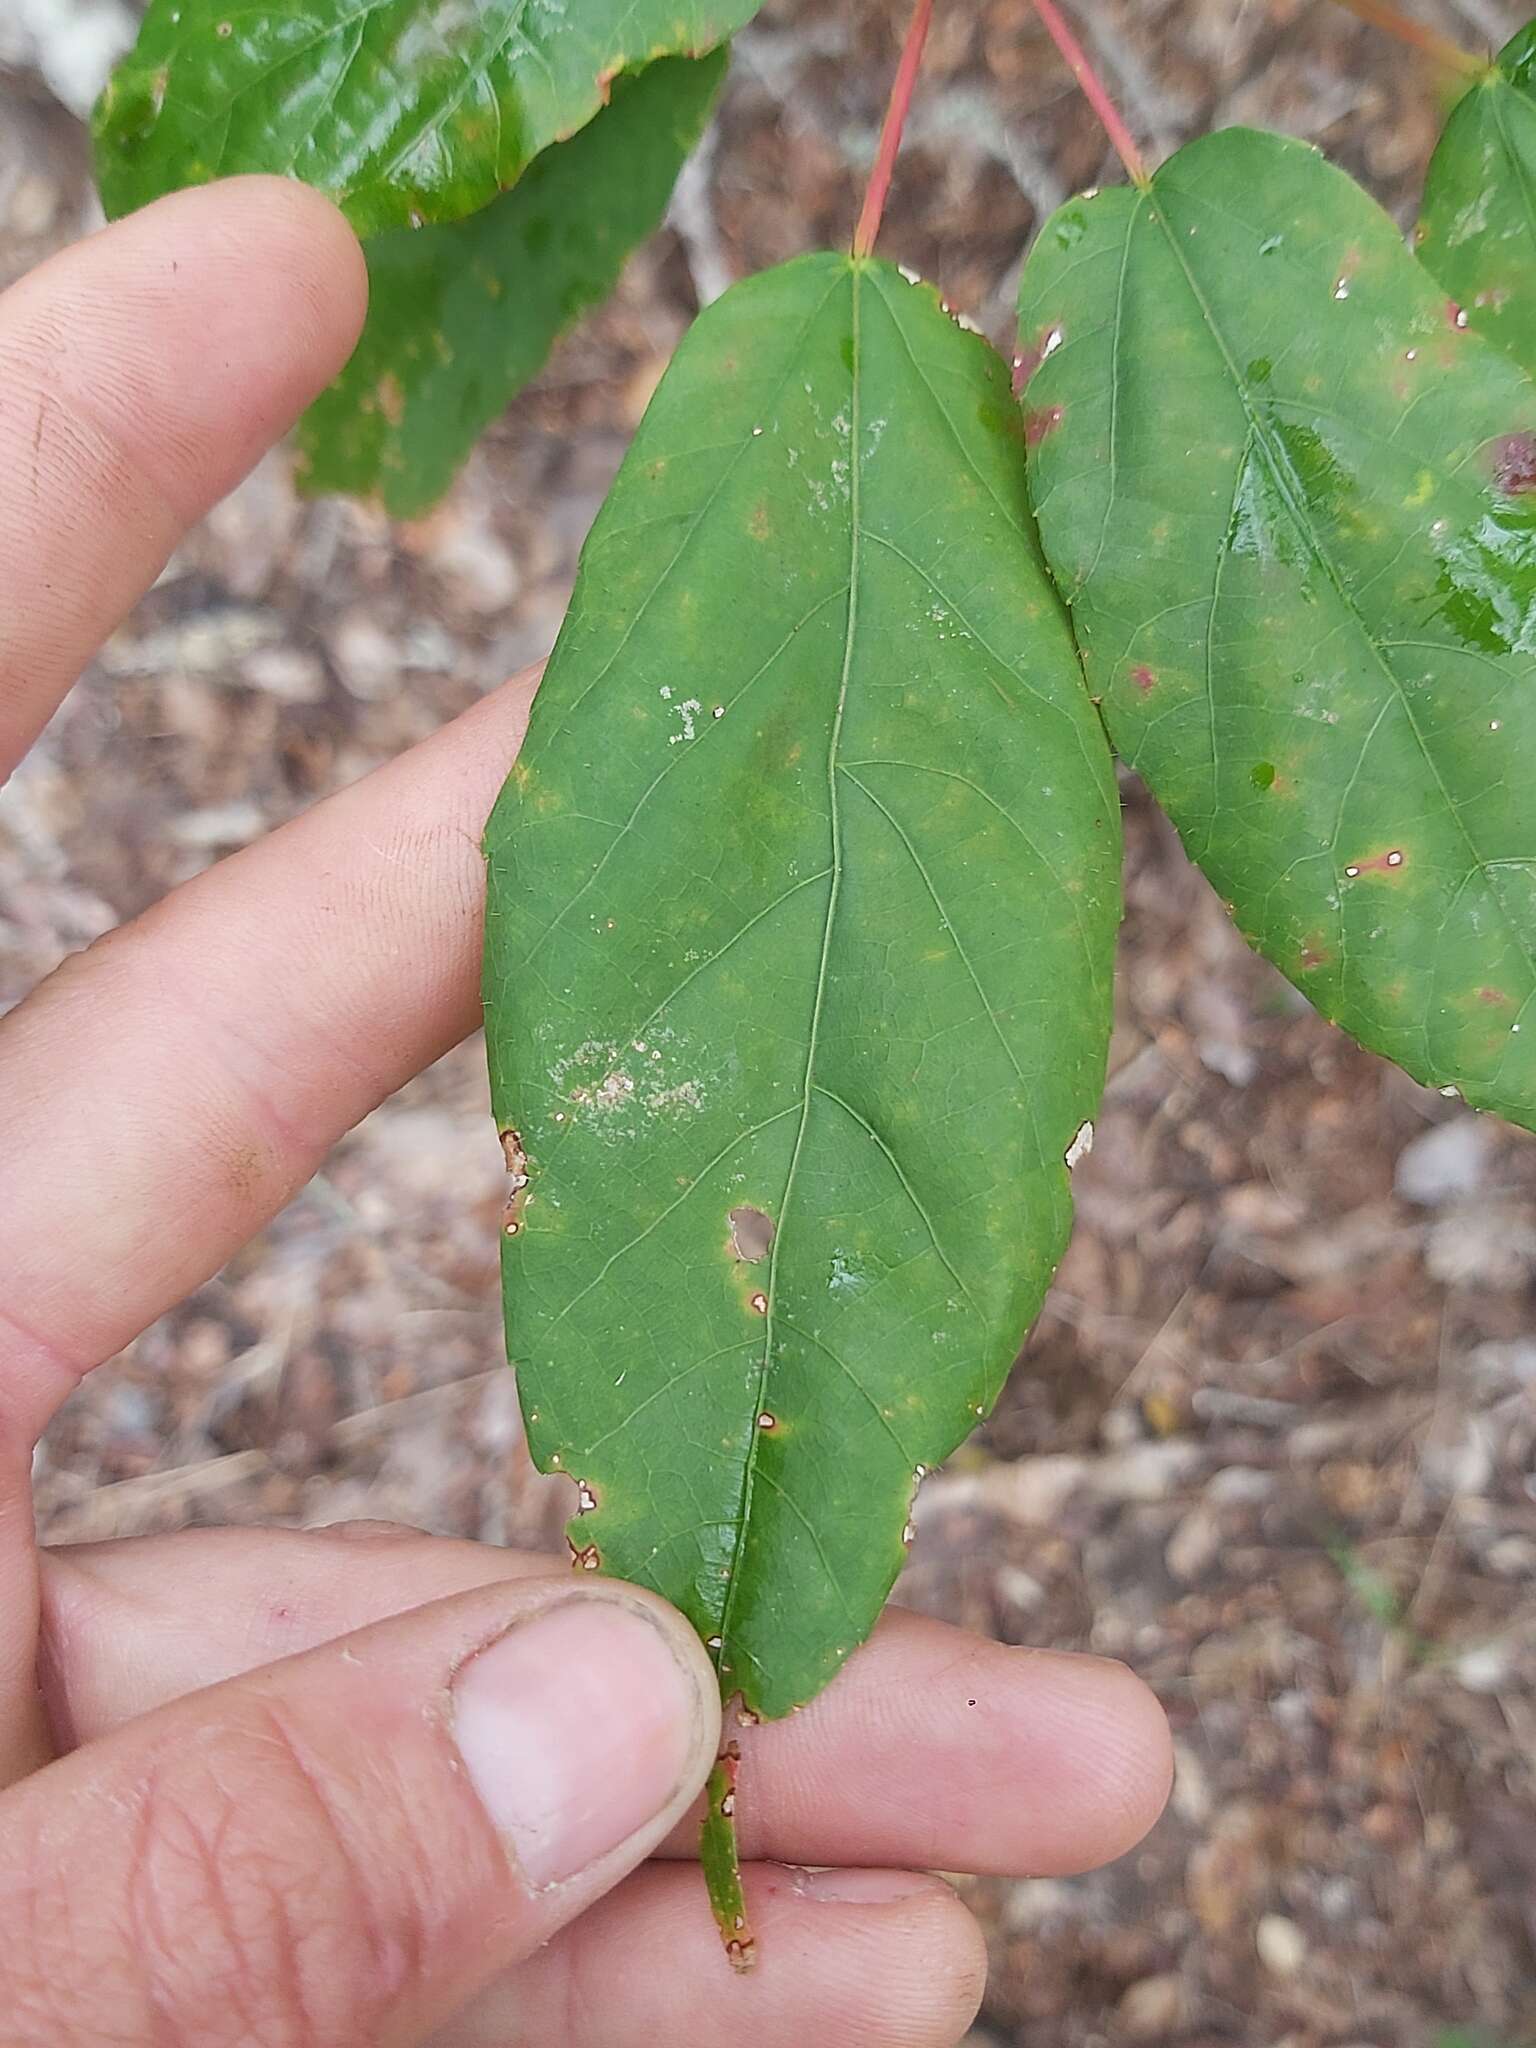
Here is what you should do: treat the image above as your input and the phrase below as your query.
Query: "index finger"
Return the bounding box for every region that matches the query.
[0,175,366,783]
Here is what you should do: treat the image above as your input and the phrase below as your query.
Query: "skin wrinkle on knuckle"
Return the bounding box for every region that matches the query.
[110,1703,435,2048]
[0,1806,136,2045]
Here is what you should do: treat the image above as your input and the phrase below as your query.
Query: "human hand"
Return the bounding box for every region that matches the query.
[0,179,1172,2045]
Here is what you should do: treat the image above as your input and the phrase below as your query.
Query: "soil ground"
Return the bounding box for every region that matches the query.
[3,3,1535,2040]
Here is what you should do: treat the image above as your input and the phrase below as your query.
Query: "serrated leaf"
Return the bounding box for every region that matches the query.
[484,252,1119,1718]
[1019,129,1536,1128]
[1419,23,1536,379]
[93,0,757,235]
[296,53,723,517]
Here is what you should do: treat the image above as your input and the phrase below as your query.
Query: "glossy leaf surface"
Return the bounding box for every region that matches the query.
[297,55,723,517]
[1419,23,1536,379]
[94,0,755,235]
[1020,128,1536,1128]
[484,252,1119,1718]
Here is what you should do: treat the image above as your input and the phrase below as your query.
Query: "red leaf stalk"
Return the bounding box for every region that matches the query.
[852,0,936,258]
[1029,0,1150,189]
[1329,0,1486,77]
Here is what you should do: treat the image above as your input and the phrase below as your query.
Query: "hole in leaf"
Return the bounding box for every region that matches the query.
[500,1128,530,1236]
[1493,433,1536,494]
[728,1205,776,1262]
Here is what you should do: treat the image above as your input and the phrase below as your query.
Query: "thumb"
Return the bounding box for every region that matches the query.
[1,1575,719,2046]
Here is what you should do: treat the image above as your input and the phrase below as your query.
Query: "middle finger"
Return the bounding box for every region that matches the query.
[40,1525,1172,1878]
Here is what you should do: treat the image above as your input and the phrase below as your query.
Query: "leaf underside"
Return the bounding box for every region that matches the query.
[1419,22,1536,380]
[296,54,724,518]
[93,0,756,235]
[1020,127,1536,1130]
[484,252,1119,1720]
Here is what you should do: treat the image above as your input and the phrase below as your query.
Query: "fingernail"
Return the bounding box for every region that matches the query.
[792,1867,942,1904]
[453,1597,707,1890]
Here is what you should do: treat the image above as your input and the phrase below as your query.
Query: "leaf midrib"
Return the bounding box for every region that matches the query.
[1145,180,1536,1027]
[714,261,864,1693]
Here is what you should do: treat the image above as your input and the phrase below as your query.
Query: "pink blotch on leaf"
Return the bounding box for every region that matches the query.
[1342,848,1407,879]
[1131,664,1157,695]
[1024,404,1063,448]
[1478,986,1513,1007]
[1012,323,1062,396]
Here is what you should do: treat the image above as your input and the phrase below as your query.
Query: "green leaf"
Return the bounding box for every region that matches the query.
[93,0,757,235]
[1019,129,1536,1128]
[296,53,723,517]
[1419,24,1536,380]
[484,252,1119,1720]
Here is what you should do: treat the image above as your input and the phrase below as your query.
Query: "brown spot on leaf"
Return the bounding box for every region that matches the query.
[1298,938,1332,971]
[568,1540,601,1571]
[1479,986,1513,1007]
[1131,664,1157,695]
[748,502,770,543]
[1446,298,1470,332]
[1493,432,1536,493]
[1024,403,1064,447]
[377,373,405,427]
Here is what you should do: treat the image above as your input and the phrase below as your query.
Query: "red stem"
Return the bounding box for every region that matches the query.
[1329,0,1486,76]
[852,0,936,258]
[1029,0,1149,188]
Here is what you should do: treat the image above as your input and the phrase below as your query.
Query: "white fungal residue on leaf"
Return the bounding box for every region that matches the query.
[549,1028,708,1138]
[667,697,701,744]
[1064,1120,1094,1170]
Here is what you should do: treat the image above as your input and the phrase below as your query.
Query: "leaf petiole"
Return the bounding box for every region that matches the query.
[1028,0,1150,189]
[701,1742,754,1971]
[851,0,936,257]
[1327,0,1488,78]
